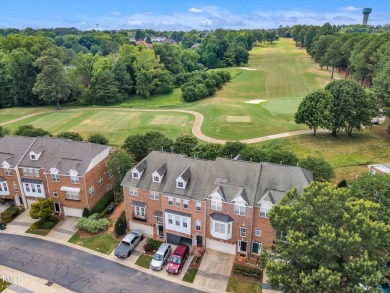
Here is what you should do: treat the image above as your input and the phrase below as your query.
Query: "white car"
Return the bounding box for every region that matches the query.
[150,243,171,270]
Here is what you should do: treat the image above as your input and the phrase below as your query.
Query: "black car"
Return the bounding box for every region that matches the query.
[106,205,115,214]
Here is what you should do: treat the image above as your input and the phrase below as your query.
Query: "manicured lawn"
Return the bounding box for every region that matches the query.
[68,231,119,255]
[182,268,198,283]
[0,280,11,291]
[226,276,262,293]
[26,227,51,236]
[135,254,153,269]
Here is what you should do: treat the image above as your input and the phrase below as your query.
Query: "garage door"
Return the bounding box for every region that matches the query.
[27,199,37,208]
[64,207,83,217]
[206,238,236,254]
[130,221,154,236]
[166,233,192,249]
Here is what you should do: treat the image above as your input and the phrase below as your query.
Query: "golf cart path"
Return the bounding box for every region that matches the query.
[1,107,328,144]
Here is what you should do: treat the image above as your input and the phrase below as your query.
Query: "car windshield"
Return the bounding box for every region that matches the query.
[121,241,130,245]
[170,256,181,264]
[154,254,163,261]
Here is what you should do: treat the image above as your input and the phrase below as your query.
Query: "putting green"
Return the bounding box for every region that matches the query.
[262,97,303,115]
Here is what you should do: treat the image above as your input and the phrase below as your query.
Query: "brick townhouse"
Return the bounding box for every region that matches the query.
[0,135,111,217]
[121,151,312,255]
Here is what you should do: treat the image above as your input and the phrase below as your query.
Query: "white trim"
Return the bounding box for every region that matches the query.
[60,186,81,193]
[210,219,232,240]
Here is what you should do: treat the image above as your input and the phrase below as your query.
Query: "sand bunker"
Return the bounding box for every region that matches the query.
[245,100,267,104]
[239,67,257,71]
[227,116,251,122]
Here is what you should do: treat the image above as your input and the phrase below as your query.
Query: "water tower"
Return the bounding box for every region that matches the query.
[362,8,372,25]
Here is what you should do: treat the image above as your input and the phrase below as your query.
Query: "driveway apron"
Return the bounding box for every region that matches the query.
[47,217,78,241]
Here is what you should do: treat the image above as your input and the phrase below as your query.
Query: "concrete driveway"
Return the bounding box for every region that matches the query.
[193,249,234,291]
[47,217,78,241]
[4,209,36,234]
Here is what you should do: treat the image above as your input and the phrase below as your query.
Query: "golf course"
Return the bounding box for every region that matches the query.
[1,38,389,181]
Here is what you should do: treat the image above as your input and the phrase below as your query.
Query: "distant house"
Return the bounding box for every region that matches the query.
[135,40,152,49]
[367,163,390,174]
[0,135,112,217]
[121,151,312,255]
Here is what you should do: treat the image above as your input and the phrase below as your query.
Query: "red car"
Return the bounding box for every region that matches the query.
[166,244,189,275]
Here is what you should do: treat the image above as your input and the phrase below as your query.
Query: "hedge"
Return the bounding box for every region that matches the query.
[146,238,162,251]
[91,190,114,214]
[233,264,261,278]
[77,213,110,233]
[115,217,127,236]
[0,206,20,224]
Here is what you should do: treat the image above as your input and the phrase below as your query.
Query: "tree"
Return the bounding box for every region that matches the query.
[219,141,247,159]
[33,47,71,110]
[57,131,83,141]
[115,217,127,236]
[192,143,222,160]
[325,80,379,136]
[106,149,134,194]
[174,135,198,156]
[373,61,390,107]
[299,156,335,181]
[30,199,53,220]
[92,69,122,104]
[123,133,149,161]
[0,126,10,137]
[14,125,52,137]
[265,182,389,292]
[87,133,109,145]
[295,89,333,135]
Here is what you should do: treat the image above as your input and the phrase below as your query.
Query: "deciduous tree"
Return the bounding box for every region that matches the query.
[30,199,53,220]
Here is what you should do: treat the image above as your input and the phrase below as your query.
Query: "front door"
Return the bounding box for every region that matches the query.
[238,240,247,253]
[15,196,21,206]
[252,241,262,254]
[196,235,202,247]
[54,202,61,213]
[158,224,164,236]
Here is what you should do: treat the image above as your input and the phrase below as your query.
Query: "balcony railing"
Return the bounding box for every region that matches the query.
[132,212,147,222]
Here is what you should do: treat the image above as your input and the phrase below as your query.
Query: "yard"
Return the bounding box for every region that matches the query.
[68,231,120,255]
[226,276,262,293]
[135,254,153,269]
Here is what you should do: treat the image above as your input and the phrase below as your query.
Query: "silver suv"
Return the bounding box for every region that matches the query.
[114,229,143,258]
[150,243,171,270]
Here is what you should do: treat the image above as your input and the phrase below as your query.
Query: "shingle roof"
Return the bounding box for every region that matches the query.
[0,136,36,168]
[131,200,146,208]
[155,162,167,176]
[210,212,234,223]
[21,178,43,184]
[154,211,163,217]
[179,167,191,182]
[136,159,147,172]
[121,151,313,207]
[15,136,109,176]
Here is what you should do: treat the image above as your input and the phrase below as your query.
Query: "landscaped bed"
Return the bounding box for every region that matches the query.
[68,231,120,255]
[182,248,204,283]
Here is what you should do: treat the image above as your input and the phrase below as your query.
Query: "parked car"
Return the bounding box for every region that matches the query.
[150,243,171,271]
[114,229,143,258]
[166,244,189,275]
[106,205,115,214]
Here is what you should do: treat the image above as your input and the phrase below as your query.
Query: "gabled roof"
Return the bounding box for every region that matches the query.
[155,162,167,176]
[0,136,36,168]
[135,159,147,173]
[178,167,191,182]
[257,190,285,205]
[210,185,226,200]
[232,188,249,205]
[210,212,234,223]
[121,151,313,206]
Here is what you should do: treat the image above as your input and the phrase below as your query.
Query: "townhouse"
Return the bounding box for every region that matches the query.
[0,135,111,216]
[121,151,312,255]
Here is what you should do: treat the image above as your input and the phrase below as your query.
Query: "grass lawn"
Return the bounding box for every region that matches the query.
[226,276,262,293]
[26,227,51,236]
[0,280,11,291]
[182,268,198,283]
[68,231,119,255]
[135,254,152,269]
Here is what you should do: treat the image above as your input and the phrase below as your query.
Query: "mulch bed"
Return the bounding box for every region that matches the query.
[78,229,125,241]
[188,250,204,270]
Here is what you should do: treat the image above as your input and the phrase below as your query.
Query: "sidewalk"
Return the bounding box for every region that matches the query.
[0,265,74,293]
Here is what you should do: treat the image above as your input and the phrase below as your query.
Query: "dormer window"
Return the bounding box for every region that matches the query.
[29,151,42,160]
[176,167,190,189]
[152,162,166,183]
[132,172,139,179]
[153,176,160,183]
[132,160,147,180]
[177,181,184,188]
[30,154,36,160]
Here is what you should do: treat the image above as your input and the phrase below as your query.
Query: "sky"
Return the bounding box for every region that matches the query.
[0,0,389,31]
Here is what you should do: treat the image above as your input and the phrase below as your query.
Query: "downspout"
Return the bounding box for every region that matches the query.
[203,199,207,249]
[84,175,89,210]
[43,172,51,201]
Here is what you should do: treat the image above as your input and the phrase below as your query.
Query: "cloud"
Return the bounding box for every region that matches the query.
[339,6,361,12]
[127,20,142,26]
[112,11,121,16]
[189,8,203,14]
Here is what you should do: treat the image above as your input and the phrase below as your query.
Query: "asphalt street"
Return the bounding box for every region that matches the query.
[0,234,203,293]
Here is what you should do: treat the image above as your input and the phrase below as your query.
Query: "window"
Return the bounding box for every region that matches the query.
[0,182,8,192]
[70,175,79,184]
[23,168,27,176]
[175,216,180,226]
[28,168,33,176]
[89,186,95,197]
[255,228,262,237]
[177,181,184,188]
[30,154,36,160]
[175,198,181,207]
[132,172,139,179]
[34,169,39,177]
[66,191,79,200]
[153,176,160,183]
[211,200,222,211]
[168,197,173,206]
[183,200,189,209]
[156,216,163,223]
[240,227,246,237]
[129,188,138,196]
[53,191,58,197]
[31,185,36,193]
[196,220,201,231]
[183,217,188,228]
[234,204,246,216]
[98,177,103,186]
[25,184,30,192]
[37,185,42,193]
[260,207,270,218]
[196,202,201,212]
[5,169,13,176]
[135,206,145,217]
[51,174,60,182]
[227,223,231,234]
[168,214,173,224]
[214,221,225,234]
[13,183,18,192]
[150,192,159,200]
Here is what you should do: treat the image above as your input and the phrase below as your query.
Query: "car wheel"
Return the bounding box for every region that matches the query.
[127,251,132,257]
[141,235,144,241]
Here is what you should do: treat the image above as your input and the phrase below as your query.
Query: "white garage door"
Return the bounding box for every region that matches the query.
[64,207,83,217]
[129,221,154,236]
[206,238,236,254]
[27,199,37,208]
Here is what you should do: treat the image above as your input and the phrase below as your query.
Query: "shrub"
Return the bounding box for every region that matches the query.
[1,206,20,223]
[144,243,153,253]
[77,214,110,233]
[146,238,162,251]
[82,208,90,218]
[115,217,127,236]
[37,220,55,229]
[91,190,114,214]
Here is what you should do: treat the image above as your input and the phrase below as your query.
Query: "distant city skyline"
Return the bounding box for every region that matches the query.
[0,0,389,30]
